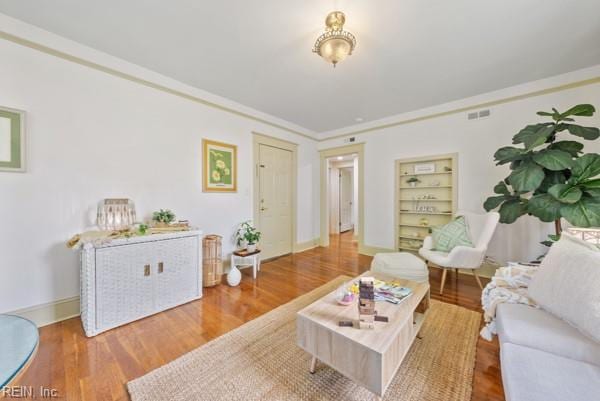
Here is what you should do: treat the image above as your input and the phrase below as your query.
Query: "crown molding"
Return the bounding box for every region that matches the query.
[317,66,600,143]
[0,14,318,142]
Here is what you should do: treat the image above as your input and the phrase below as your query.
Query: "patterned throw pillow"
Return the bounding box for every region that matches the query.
[431,216,474,253]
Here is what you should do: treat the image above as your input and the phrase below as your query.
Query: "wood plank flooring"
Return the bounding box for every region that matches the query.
[14,231,504,401]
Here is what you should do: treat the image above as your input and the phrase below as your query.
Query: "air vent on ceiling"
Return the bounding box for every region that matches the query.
[467,109,491,121]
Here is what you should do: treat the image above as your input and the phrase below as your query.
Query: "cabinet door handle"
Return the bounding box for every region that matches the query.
[158,262,164,273]
[144,264,151,276]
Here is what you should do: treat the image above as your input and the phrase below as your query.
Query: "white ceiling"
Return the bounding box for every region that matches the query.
[1,0,600,133]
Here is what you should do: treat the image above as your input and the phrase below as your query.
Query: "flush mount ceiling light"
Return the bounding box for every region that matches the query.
[313,11,356,67]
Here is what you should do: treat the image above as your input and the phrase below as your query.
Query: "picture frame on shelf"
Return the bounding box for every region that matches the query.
[0,106,25,173]
[202,139,237,192]
[413,163,435,174]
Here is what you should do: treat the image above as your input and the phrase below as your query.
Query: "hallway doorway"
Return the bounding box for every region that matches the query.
[327,155,357,236]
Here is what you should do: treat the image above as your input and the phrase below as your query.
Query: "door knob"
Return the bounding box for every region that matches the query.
[144,265,151,276]
[158,262,164,273]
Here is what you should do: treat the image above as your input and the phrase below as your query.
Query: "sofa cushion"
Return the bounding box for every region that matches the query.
[528,233,600,342]
[496,303,600,367]
[501,342,600,401]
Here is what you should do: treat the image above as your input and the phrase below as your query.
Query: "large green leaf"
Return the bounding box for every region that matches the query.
[484,195,507,211]
[508,162,545,192]
[498,199,528,224]
[527,194,563,222]
[560,197,600,227]
[513,124,555,150]
[548,141,584,157]
[581,178,600,198]
[547,184,582,204]
[532,149,573,171]
[493,181,510,195]
[537,170,567,194]
[566,124,600,140]
[494,147,526,165]
[571,153,600,181]
[561,104,596,118]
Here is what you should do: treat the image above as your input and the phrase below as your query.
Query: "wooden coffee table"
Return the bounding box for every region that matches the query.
[296,271,430,400]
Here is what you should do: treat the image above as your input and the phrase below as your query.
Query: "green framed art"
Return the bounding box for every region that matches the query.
[0,107,26,172]
[202,139,237,192]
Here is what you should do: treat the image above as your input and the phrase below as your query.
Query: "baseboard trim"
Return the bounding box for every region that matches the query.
[294,238,320,253]
[9,296,80,328]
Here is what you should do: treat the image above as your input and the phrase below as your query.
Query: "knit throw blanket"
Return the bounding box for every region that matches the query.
[480,263,539,341]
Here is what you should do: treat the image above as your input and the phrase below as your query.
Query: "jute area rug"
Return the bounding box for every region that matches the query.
[128,276,481,401]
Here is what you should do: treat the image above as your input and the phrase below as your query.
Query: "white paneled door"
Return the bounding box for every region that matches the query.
[258,144,293,259]
[339,167,354,232]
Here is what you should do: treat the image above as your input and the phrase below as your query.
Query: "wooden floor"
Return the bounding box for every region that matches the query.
[15,231,504,401]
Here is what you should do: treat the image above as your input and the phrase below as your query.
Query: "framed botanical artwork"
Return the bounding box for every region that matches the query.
[203,139,237,192]
[0,106,26,172]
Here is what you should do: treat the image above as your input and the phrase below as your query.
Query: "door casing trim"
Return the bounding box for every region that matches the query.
[319,143,365,254]
[252,132,298,256]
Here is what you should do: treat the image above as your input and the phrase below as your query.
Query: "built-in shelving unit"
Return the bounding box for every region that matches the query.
[395,153,458,253]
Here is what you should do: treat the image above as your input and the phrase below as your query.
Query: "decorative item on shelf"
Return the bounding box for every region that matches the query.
[444,166,452,172]
[313,11,356,67]
[417,205,437,213]
[358,277,376,329]
[409,240,421,248]
[203,139,237,192]
[152,209,176,227]
[419,217,429,226]
[406,177,421,187]
[414,163,436,174]
[0,106,26,172]
[97,199,136,230]
[429,180,441,187]
[335,282,356,306]
[235,220,262,252]
[203,235,223,287]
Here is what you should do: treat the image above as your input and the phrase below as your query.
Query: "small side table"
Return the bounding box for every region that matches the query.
[231,249,262,279]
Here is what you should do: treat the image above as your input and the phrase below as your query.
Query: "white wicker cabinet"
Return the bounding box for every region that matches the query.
[80,230,202,337]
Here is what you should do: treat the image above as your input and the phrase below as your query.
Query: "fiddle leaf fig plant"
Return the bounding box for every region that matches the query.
[484,104,600,232]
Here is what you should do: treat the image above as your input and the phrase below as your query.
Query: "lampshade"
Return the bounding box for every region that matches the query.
[313,11,356,67]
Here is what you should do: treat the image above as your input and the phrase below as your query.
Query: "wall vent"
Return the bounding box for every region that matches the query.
[467,109,491,121]
[344,137,356,143]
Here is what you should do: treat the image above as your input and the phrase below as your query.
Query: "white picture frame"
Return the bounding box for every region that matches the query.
[414,163,435,174]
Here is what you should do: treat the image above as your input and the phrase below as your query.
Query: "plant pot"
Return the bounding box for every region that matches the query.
[247,243,257,252]
[153,222,170,228]
[409,182,417,187]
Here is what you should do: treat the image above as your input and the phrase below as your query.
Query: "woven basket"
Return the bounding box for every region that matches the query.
[202,235,223,287]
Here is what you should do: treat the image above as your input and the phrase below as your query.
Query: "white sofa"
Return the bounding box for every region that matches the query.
[496,303,600,401]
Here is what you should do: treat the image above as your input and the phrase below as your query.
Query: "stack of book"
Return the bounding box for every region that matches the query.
[373,279,412,304]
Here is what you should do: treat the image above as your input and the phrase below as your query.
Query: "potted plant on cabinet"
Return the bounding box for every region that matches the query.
[152,209,176,227]
[235,221,262,252]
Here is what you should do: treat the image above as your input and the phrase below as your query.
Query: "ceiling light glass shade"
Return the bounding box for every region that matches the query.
[313,11,356,67]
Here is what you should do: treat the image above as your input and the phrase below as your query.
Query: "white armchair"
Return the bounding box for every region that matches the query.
[418,211,499,294]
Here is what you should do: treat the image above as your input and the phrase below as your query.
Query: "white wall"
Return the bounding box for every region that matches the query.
[0,34,319,313]
[320,79,600,264]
